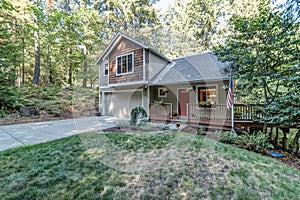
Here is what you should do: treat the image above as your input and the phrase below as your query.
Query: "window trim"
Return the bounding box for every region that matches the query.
[104,61,109,76]
[115,52,134,76]
[158,87,168,98]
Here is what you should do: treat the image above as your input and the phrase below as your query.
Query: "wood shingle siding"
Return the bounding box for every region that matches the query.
[109,39,144,84]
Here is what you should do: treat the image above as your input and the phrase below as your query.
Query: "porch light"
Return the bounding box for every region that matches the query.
[144,85,148,95]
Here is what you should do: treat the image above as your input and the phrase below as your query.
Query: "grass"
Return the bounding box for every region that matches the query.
[0,132,300,199]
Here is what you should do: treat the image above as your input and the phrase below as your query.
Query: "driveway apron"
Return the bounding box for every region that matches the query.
[0,116,117,151]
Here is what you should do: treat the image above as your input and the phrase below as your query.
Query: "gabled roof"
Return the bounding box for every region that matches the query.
[95,33,171,64]
[149,52,229,85]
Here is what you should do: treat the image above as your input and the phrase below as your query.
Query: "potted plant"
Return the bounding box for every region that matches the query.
[154,99,163,105]
[172,112,177,118]
[197,125,206,135]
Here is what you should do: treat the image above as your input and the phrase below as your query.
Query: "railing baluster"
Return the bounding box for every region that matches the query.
[150,103,265,123]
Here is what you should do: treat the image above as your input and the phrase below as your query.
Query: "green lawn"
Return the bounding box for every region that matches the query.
[0,132,300,199]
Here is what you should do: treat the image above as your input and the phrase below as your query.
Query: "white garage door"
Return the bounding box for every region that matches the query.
[105,91,143,118]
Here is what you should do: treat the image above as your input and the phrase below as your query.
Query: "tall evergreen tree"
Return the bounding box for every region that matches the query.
[32,0,41,85]
[215,2,300,152]
[0,0,22,86]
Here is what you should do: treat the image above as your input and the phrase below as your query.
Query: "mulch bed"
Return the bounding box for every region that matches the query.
[264,151,300,172]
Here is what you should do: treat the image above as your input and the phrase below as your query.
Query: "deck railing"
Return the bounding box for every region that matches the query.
[148,103,265,122]
[234,104,265,121]
[188,104,265,122]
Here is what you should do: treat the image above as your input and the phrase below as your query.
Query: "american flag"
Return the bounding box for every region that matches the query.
[226,73,233,110]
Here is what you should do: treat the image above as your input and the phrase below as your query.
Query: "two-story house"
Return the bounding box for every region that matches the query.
[96,33,171,118]
[96,33,229,119]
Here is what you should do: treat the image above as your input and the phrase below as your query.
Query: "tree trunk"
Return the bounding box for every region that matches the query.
[68,61,72,85]
[46,43,50,85]
[83,45,87,87]
[269,127,273,141]
[292,129,300,156]
[49,56,53,84]
[32,1,40,85]
[281,128,290,151]
[274,127,280,148]
[32,23,40,85]
[263,123,267,133]
[22,25,25,85]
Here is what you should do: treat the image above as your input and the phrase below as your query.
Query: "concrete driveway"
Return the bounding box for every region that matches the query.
[0,116,117,151]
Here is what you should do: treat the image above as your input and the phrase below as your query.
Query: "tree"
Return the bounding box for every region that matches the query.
[184,0,263,51]
[32,0,41,85]
[0,0,22,86]
[162,0,202,57]
[215,1,300,153]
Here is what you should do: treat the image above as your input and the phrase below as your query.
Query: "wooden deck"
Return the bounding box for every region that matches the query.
[149,103,266,131]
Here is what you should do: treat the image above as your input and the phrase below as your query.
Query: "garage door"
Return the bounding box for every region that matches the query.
[104,91,143,118]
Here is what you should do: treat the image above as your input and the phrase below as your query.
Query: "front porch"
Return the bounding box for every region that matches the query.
[149,103,265,131]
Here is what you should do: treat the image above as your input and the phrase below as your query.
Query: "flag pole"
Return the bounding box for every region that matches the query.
[226,69,235,133]
[231,70,235,133]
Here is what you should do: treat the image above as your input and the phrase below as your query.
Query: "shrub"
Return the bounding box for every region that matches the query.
[0,108,6,118]
[219,131,238,144]
[139,123,152,131]
[220,131,273,152]
[236,131,273,152]
[0,86,23,115]
[197,125,206,135]
[161,124,170,131]
[236,132,254,148]
[115,120,131,129]
[130,107,147,126]
[253,131,274,151]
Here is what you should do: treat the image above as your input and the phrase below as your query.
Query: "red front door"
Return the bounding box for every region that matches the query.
[178,89,190,116]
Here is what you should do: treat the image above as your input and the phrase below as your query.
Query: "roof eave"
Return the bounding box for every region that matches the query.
[149,77,229,86]
[94,33,149,65]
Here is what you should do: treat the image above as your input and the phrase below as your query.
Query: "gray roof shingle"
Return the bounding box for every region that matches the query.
[149,52,229,85]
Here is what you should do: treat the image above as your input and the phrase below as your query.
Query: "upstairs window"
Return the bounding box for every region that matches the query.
[198,86,216,105]
[116,53,134,75]
[104,62,108,76]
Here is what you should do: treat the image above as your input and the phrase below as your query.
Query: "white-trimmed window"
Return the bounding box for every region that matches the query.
[158,87,168,98]
[116,53,134,75]
[104,62,108,76]
[197,86,216,105]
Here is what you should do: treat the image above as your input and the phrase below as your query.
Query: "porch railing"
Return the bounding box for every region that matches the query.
[149,103,173,121]
[188,104,265,122]
[148,103,265,122]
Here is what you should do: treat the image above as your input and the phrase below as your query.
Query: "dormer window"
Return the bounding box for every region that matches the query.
[104,62,108,76]
[116,53,134,75]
